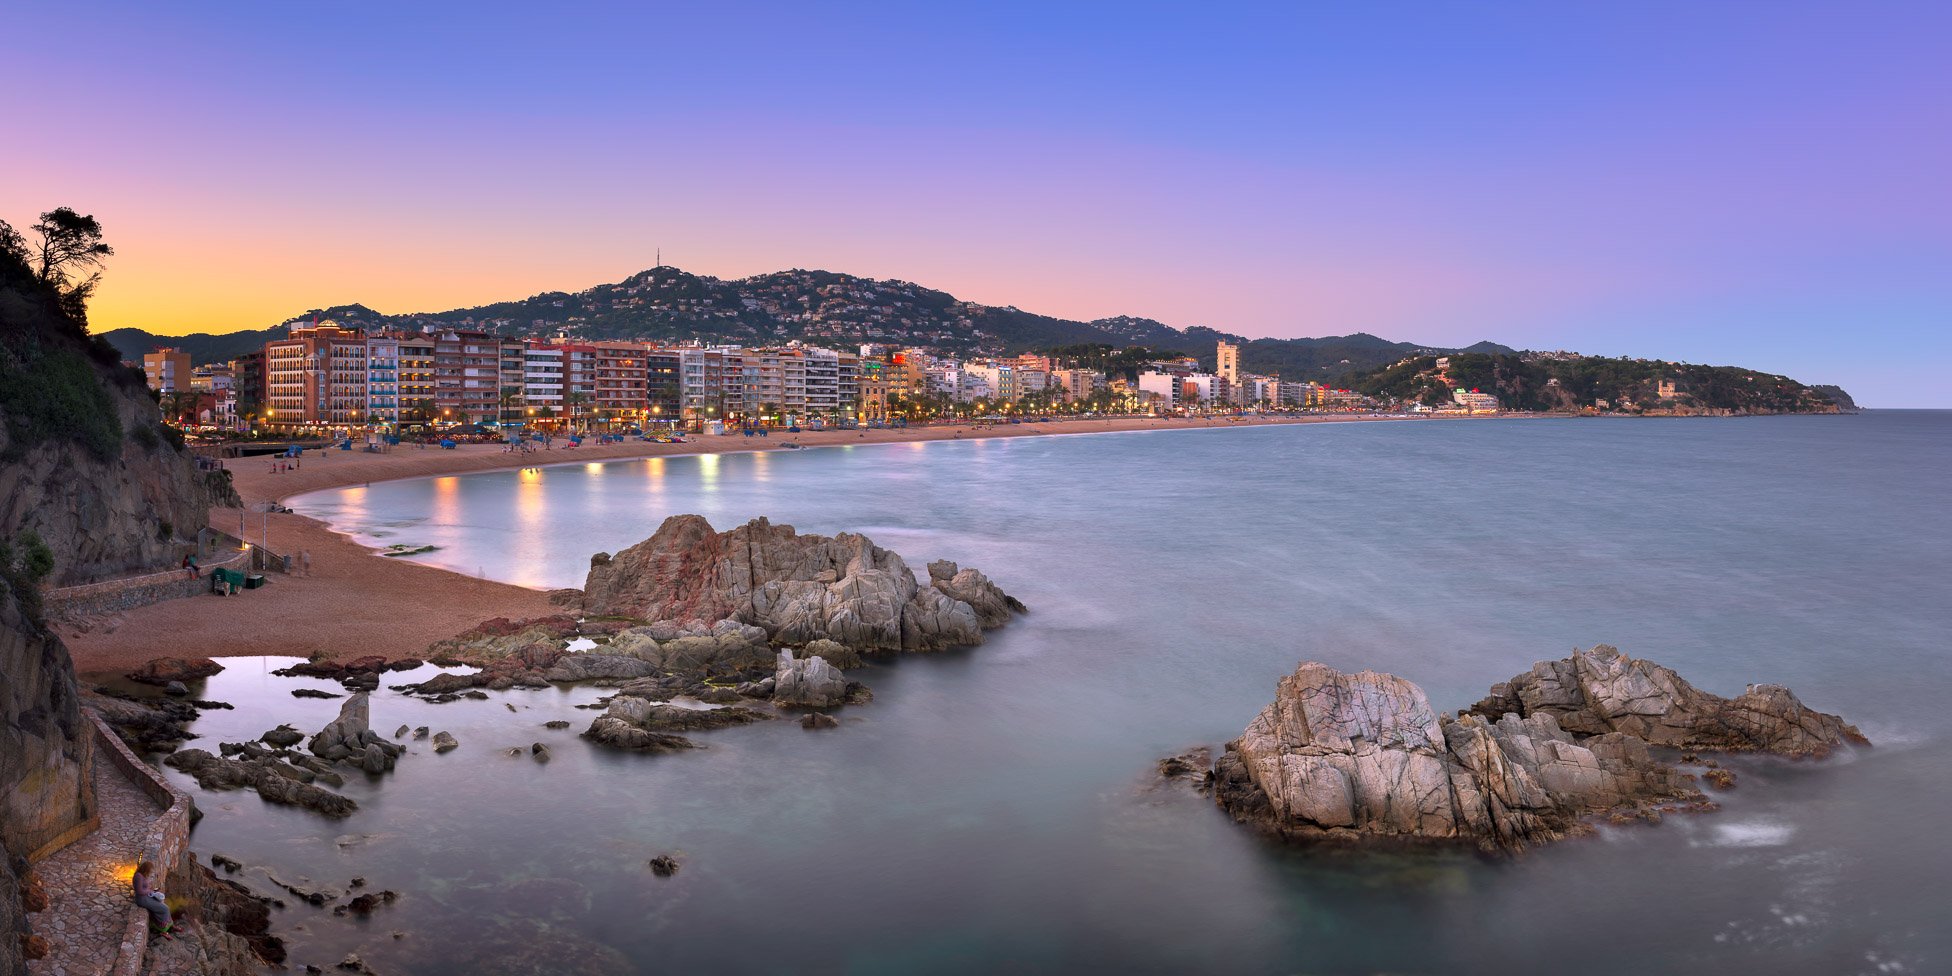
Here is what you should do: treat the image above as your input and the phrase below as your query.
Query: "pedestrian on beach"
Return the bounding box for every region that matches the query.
[133,861,173,940]
[300,550,312,576]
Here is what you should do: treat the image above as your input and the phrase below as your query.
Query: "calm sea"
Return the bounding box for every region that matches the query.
[180,412,1952,974]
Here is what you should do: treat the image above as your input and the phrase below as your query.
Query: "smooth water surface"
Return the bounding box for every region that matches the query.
[190,413,1952,974]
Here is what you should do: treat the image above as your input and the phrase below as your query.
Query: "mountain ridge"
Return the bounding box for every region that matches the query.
[101,265,1511,379]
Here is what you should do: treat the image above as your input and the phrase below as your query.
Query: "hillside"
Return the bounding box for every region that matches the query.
[1,215,237,974]
[100,324,288,366]
[101,266,1506,378]
[1339,353,1849,414]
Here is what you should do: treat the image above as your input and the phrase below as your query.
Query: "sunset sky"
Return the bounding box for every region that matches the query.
[5,2,1947,405]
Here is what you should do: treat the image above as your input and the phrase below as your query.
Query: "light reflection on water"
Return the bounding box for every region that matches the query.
[246,414,1952,973]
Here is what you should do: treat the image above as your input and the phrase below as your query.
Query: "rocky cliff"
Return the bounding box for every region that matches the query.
[580,515,1023,653]
[0,238,229,968]
[1211,647,1863,854]
[0,237,234,585]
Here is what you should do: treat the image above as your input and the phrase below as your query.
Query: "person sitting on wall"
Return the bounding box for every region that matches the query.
[133,861,174,941]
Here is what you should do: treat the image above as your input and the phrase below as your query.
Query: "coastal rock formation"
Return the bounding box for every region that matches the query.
[307,693,404,772]
[1469,645,1869,758]
[166,748,359,818]
[605,621,774,673]
[772,649,849,708]
[581,698,707,753]
[1212,650,1863,853]
[580,515,1022,653]
[85,689,199,752]
[128,655,225,686]
[543,653,661,682]
[927,560,1027,629]
[794,637,862,670]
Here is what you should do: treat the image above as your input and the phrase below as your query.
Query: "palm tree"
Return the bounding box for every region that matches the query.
[565,391,590,432]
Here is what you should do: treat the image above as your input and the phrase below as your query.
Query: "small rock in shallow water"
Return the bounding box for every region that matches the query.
[394,724,409,739]
[649,855,680,877]
[164,681,190,696]
[801,713,839,730]
[293,688,342,699]
[432,731,458,753]
[532,742,551,762]
[211,853,243,873]
[544,720,571,730]
[413,726,430,739]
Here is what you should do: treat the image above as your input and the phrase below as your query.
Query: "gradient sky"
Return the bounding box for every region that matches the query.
[5,2,1947,405]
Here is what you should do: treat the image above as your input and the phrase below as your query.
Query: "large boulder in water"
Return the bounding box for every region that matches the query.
[1212,650,1864,853]
[772,649,848,708]
[1469,645,1868,758]
[306,693,403,770]
[581,515,1021,654]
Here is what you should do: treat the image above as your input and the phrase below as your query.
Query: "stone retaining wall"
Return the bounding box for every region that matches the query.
[45,550,251,622]
[85,710,193,976]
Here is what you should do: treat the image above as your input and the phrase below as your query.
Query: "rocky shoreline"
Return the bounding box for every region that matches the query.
[1197,645,1866,854]
[96,515,1024,823]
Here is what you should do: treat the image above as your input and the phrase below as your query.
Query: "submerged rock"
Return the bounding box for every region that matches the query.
[1212,649,1864,853]
[129,656,225,686]
[580,515,1022,653]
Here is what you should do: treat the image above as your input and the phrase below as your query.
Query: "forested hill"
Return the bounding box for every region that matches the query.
[1339,353,1850,414]
[100,266,1508,379]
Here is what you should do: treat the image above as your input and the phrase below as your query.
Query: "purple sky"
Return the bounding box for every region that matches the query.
[4,2,1947,405]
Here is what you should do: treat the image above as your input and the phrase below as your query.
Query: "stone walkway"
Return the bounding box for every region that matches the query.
[27,756,164,976]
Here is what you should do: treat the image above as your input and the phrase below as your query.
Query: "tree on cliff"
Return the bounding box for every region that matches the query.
[0,208,114,326]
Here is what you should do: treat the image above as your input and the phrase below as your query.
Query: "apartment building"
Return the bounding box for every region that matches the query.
[646,348,681,426]
[592,342,650,423]
[522,345,567,420]
[366,335,401,427]
[264,322,369,427]
[143,348,192,394]
[1052,368,1104,403]
[398,335,437,418]
[229,351,265,411]
[432,329,502,423]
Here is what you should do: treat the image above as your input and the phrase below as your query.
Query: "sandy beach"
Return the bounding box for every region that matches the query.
[60,413,1401,673]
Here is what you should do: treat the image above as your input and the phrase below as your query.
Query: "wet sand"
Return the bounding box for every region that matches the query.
[61,414,1405,673]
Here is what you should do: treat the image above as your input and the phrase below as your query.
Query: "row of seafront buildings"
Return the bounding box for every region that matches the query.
[142,329,1389,434]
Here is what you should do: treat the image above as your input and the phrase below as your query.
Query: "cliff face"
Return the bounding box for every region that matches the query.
[0,274,233,583]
